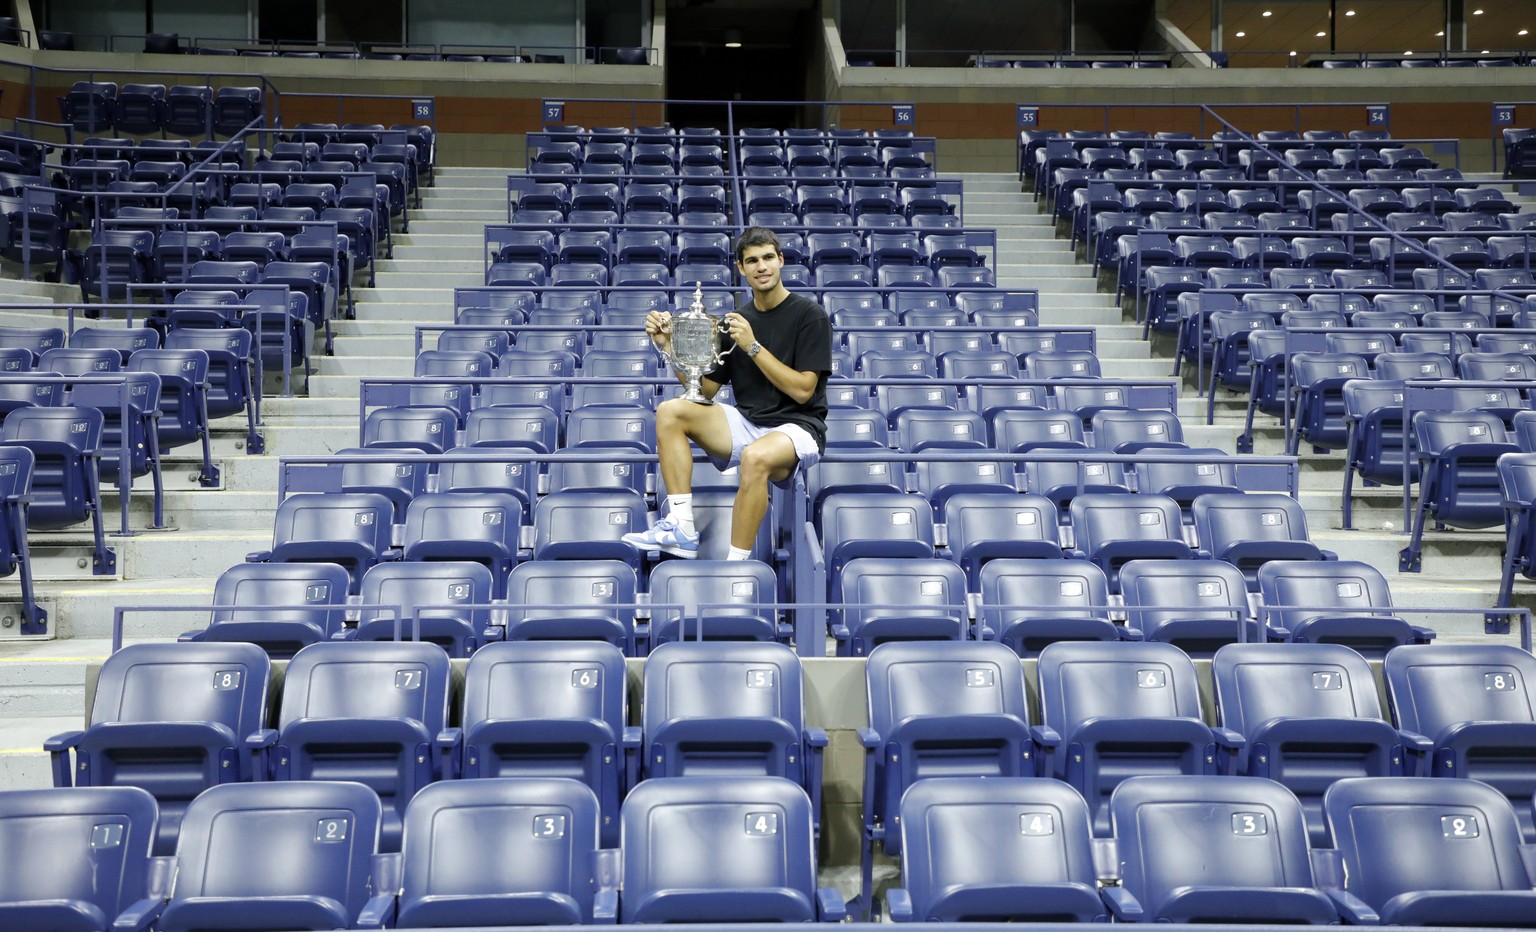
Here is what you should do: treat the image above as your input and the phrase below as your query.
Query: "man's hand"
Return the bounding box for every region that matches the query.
[645,310,673,352]
[723,312,756,351]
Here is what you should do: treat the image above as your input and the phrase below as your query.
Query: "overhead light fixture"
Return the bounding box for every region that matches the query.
[1263,10,1273,16]
[1289,50,1298,56]
[1521,29,1531,36]
[1436,30,1445,36]
[1404,50,1414,55]
[1473,8,1484,14]
[1316,31,1327,37]
[1235,30,1246,37]
[1344,9,1355,15]
[724,29,742,48]
[1483,49,1492,53]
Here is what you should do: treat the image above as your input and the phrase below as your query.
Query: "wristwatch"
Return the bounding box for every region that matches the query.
[746,341,763,358]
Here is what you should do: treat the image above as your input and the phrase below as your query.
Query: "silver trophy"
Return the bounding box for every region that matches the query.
[658,283,735,404]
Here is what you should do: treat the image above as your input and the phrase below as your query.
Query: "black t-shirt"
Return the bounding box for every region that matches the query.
[704,291,833,451]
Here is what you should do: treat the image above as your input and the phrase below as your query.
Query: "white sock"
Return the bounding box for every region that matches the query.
[726,546,753,561]
[667,495,695,535]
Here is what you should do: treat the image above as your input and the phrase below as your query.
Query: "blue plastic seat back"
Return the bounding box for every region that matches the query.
[893,407,986,451]
[503,558,638,651]
[1110,775,1335,923]
[1091,408,1184,453]
[648,559,779,644]
[1323,776,1536,925]
[334,447,429,523]
[833,557,966,655]
[1068,493,1192,588]
[944,492,1062,585]
[1412,410,1516,529]
[205,561,351,657]
[266,491,394,592]
[1036,641,1213,833]
[565,405,656,452]
[893,778,1106,923]
[73,642,270,852]
[415,348,493,379]
[68,371,160,480]
[1191,491,1326,586]
[619,777,821,924]
[531,489,646,565]
[1213,642,1403,844]
[362,404,457,454]
[40,347,121,376]
[1383,644,1536,839]
[818,492,935,578]
[275,642,450,849]
[463,405,558,453]
[158,781,381,932]
[642,641,807,780]
[1119,559,1255,653]
[161,327,253,419]
[1257,560,1415,655]
[864,641,1034,854]
[0,786,158,932]
[978,558,1116,656]
[397,779,604,927]
[989,408,1084,452]
[0,405,103,530]
[400,490,520,577]
[459,641,626,844]
[355,561,495,657]
[1133,447,1241,508]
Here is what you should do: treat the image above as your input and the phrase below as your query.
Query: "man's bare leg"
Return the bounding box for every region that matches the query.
[731,432,799,551]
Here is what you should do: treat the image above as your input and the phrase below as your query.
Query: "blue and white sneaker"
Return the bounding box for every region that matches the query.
[621,516,700,558]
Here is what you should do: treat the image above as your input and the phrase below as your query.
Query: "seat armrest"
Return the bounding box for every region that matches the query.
[1212,727,1247,749]
[1519,844,1536,886]
[1100,885,1144,921]
[886,887,914,922]
[44,729,84,754]
[592,847,620,922]
[816,886,848,922]
[46,729,84,787]
[1116,626,1145,641]
[1398,729,1433,753]
[592,889,619,923]
[245,727,278,780]
[245,728,278,749]
[1324,888,1380,925]
[857,727,881,749]
[1410,624,1436,642]
[804,726,828,749]
[111,897,165,931]
[1030,725,1061,749]
[246,549,271,562]
[355,894,395,929]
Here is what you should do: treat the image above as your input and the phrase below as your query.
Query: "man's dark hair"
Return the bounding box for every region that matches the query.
[734,226,782,263]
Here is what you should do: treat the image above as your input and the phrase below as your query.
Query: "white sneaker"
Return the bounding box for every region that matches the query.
[621,516,700,558]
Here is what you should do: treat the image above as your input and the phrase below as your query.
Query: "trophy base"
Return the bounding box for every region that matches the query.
[679,389,715,405]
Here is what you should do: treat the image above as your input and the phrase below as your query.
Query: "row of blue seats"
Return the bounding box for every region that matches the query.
[39,637,1536,922]
[486,258,994,291]
[453,283,1033,318]
[7,775,838,929]
[489,227,987,271]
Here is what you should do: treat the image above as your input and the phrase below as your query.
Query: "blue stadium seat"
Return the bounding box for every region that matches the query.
[186,561,351,658]
[1257,560,1434,656]
[642,642,826,833]
[648,559,783,643]
[353,561,494,657]
[619,776,844,923]
[0,445,43,633]
[391,779,614,927]
[400,490,521,593]
[1067,493,1194,591]
[977,557,1119,654]
[1401,410,1517,573]
[252,641,453,852]
[45,642,270,854]
[1119,559,1258,653]
[1107,775,1340,923]
[247,491,395,593]
[154,781,387,932]
[1321,777,1536,925]
[1192,491,1334,588]
[361,405,457,454]
[0,785,161,932]
[1384,644,1536,842]
[0,406,113,573]
[1035,641,1218,835]
[1213,642,1406,845]
[943,492,1062,585]
[458,640,632,846]
[860,641,1034,916]
[501,558,639,653]
[887,778,1107,922]
[832,557,966,655]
